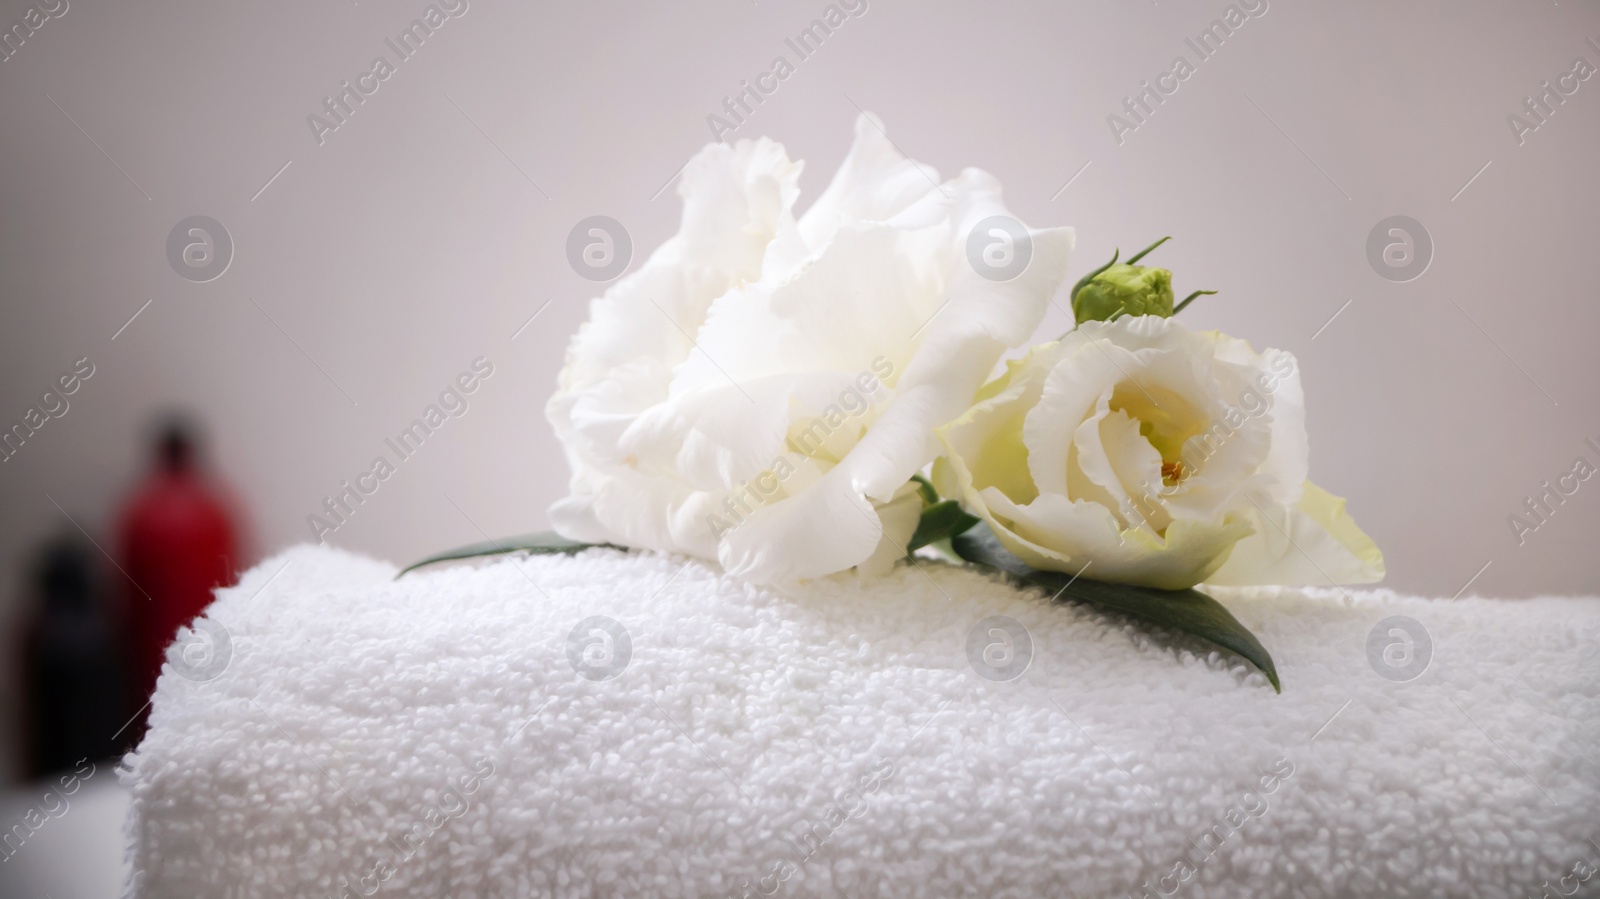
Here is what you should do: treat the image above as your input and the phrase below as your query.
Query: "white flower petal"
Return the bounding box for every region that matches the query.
[977,486,1251,590]
[675,137,803,278]
[1069,399,1136,527]
[797,112,943,248]
[680,224,933,391]
[1022,342,1105,497]
[548,118,1074,585]
[717,465,884,583]
[937,314,1382,590]
[856,483,926,578]
[1100,407,1169,531]
[1207,481,1385,586]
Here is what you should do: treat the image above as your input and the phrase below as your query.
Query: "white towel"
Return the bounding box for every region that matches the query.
[122,544,1600,898]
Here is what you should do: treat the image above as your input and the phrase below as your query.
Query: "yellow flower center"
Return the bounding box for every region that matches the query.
[1109,382,1206,489]
[1161,460,1186,486]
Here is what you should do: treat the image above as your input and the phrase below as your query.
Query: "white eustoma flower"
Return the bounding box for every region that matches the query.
[547,114,1074,584]
[933,316,1385,590]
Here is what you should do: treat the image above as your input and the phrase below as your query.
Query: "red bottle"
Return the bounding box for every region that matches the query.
[118,419,243,702]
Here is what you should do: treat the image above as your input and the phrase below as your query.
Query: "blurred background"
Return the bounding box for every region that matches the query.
[1,0,1598,890]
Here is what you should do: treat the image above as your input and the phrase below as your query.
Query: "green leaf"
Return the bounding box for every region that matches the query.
[396,531,610,579]
[909,473,941,505]
[1173,289,1218,315]
[1122,235,1171,265]
[906,500,981,553]
[950,523,1280,691]
[1069,247,1120,305]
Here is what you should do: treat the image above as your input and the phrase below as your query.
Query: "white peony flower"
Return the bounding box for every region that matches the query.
[933,315,1385,590]
[547,114,1075,584]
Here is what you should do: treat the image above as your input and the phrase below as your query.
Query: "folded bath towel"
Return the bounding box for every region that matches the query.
[123,544,1600,898]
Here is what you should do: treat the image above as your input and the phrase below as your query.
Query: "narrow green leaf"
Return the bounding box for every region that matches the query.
[950,523,1280,691]
[1123,235,1172,265]
[396,531,609,578]
[906,500,981,553]
[1069,247,1121,303]
[910,473,941,505]
[1173,289,1218,315]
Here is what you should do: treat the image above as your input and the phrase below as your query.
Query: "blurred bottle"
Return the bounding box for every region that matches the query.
[20,538,129,776]
[118,417,243,703]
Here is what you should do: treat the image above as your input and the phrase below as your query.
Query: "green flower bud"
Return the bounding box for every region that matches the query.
[1064,238,1216,331]
[1072,263,1173,323]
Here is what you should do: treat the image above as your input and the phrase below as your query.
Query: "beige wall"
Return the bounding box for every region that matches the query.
[1,0,1598,772]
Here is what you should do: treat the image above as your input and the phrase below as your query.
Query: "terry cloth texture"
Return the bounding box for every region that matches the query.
[123,544,1600,898]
